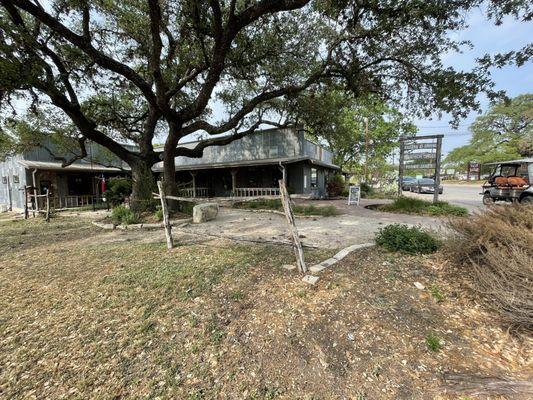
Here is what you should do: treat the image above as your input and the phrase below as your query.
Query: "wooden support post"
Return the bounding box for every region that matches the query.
[230,169,238,195]
[190,172,197,198]
[23,186,29,219]
[45,188,50,222]
[433,136,442,204]
[157,181,174,249]
[279,179,307,273]
[398,140,405,197]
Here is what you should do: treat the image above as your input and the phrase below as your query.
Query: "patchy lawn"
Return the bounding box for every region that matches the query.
[378,197,468,217]
[0,216,531,399]
[234,199,339,217]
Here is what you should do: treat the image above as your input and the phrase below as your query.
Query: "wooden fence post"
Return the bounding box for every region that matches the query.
[279,179,307,273]
[23,186,29,219]
[157,181,174,249]
[45,188,50,222]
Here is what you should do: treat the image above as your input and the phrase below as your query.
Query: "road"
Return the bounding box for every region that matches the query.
[404,183,484,212]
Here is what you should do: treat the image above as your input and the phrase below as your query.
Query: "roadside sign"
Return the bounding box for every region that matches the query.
[404,163,437,169]
[467,161,481,180]
[348,185,360,205]
[404,143,437,150]
[398,135,443,202]
[404,152,435,160]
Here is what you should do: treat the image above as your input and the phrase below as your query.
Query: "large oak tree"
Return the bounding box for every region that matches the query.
[0,0,531,210]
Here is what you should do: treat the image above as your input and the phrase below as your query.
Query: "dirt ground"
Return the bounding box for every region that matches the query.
[1,214,531,399]
[181,200,444,249]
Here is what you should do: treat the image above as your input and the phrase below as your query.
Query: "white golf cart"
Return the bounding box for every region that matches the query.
[481,158,533,205]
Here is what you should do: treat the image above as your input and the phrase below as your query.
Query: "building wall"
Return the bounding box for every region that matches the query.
[0,155,27,210]
[23,140,131,169]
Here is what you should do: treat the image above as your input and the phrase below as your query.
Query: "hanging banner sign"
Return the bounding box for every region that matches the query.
[404,143,437,151]
[404,163,436,170]
[404,152,435,160]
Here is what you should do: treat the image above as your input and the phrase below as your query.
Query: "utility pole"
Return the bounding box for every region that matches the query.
[364,117,369,183]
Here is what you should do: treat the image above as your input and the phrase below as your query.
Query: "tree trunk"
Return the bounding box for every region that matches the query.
[163,125,180,211]
[130,159,156,213]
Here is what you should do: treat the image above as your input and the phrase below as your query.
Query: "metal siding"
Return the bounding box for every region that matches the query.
[0,155,27,210]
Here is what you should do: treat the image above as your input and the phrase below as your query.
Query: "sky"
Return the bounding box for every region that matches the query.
[411,8,532,156]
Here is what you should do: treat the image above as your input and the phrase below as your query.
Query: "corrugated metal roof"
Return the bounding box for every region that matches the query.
[152,156,340,172]
[18,160,128,172]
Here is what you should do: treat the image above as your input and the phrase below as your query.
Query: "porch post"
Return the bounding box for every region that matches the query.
[230,168,238,195]
[279,163,287,183]
[190,171,197,198]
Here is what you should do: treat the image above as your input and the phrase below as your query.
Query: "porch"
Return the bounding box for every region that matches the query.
[174,164,284,198]
[20,162,127,210]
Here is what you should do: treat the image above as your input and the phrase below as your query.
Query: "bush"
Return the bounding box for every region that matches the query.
[380,197,467,216]
[375,224,440,254]
[326,174,345,197]
[233,199,339,217]
[447,205,533,331]
[111,205,140,225]
[104,178,132,206]
[155,209,163,222]
[360,182,374,198]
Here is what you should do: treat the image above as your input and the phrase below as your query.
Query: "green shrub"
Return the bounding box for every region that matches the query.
[380,197,467,216]
[375,224,440,254]
[104,178,132,206]
[360,182,374,198]
[326,174,345,197]
[234,199,338,217]
[155,209,163,222]
[112,205,140,225]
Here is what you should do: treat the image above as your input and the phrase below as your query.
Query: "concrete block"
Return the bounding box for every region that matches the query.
[302,275,320,285]
[282,264,297,271]
[192,203,219,224]
[142,223,162,229]
[309,264,327,273]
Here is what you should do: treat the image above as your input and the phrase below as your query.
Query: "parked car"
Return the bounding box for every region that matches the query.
[481,159,533,204]
[409,178,443,194]
[401,176,417,191]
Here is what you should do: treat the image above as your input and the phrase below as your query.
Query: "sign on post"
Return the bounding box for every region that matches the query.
[347,185,361,205]
[467,161,481,181]
[398,134,443,203]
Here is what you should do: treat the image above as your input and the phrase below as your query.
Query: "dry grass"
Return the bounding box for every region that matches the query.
[447,205,533,331]
[1,215,532,399]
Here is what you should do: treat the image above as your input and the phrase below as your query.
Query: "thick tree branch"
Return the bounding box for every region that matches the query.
[9,0,158,107]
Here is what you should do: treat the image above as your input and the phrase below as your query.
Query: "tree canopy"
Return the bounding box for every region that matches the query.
[445,93,533,171]
[1,0,531,207]
[290,90,416,178]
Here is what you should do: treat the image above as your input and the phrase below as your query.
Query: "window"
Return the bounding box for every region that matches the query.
[2,177,6,184]
[13,175,19,184]
[311,168,318,188]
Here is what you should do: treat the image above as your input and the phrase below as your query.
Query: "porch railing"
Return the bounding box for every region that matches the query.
[35,195,108,210]
[232,187,280,197]
[177,187,209,198]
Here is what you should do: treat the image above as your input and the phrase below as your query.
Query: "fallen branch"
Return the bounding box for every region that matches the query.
[441,373,533,396]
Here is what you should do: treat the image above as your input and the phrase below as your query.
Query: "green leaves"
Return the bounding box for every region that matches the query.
[445,94,533,170]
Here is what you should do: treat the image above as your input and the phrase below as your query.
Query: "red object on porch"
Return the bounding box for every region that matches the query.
[101,177,106,193]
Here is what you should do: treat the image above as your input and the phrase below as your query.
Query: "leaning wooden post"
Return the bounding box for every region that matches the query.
[45,188,50,222]
[279,179,307,273]
[23,186,29,219]
[157,180,174,249]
